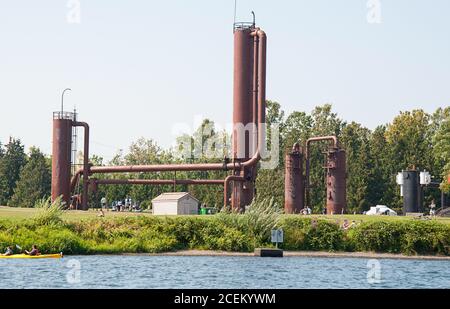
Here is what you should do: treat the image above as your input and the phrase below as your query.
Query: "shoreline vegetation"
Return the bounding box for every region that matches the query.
[0,199,449,257]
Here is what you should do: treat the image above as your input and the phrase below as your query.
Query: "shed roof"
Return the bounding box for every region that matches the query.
[152,192,199,203]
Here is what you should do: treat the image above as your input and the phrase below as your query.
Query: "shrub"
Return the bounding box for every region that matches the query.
[349,221,403,253]
[399,221,450,255]
[280,217,345,251]
[216,197,282,247]
[33,197,65,226]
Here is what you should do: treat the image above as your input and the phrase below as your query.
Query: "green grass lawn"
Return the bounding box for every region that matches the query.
[1,205,449,224]
[0,206,153,221]
[310,214,450,225]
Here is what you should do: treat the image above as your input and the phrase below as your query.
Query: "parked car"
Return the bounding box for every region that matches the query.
[365,205,397,216]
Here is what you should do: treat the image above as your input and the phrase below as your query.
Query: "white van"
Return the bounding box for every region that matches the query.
[365,205,397,216]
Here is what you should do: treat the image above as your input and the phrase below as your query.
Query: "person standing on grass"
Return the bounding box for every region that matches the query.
[101,197,107,210]
[430,200,436,217]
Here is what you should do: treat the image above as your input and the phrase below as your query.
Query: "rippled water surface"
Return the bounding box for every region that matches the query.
[0,256,449,289]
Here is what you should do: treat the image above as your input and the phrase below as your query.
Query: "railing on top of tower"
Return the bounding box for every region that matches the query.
[233,22,255,31]
[233,11,256,32]
[53,111,76,120]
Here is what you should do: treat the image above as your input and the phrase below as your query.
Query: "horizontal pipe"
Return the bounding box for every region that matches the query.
[94,179,225,186]
[88,162,237,174]
[306,136,339,151]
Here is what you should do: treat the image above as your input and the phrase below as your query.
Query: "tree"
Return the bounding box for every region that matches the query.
[252,101,284,209]
[9,147,51,208]
[0,138,27,205]
[125,138,172,165]
[265,100,285,160]
[367,125,398,209]
[265,100,285,128]
[339,122,372,213]
[0,142,7,205]
[255,169,284,208]
[282,111,313,152]
[433,109,450,193]
[385,110,432,171]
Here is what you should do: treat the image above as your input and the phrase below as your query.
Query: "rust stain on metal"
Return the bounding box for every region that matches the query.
[231,26,267,211]
[51,117,72,206]
[325,148,347,215]
[284,143,304,214]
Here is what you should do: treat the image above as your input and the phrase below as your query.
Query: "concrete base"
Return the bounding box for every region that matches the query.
[254,248,283,257]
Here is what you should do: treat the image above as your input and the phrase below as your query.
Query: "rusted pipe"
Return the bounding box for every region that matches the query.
[242,29,266,168]
[251,32,259,157]
[224,175,246,208]
[94,179,225,186]
[306,136,338,151]
[94,176,243,211]
[73,122,89,210]
[70,169,82,192]
[305,136,339,208]
[87,162,238,174]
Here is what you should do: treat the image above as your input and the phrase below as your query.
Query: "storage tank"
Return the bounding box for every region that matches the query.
[231,24,257,211]
[326,148,346,214]
[402,170,421,213]
[233,26,255,160]
[51,113,73,206]
[284,144,304,214]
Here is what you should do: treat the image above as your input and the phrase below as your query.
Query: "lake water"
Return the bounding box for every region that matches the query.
[0,256,449,289]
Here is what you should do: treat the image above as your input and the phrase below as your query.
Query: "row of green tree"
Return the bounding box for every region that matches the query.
[0,140,51,207]
[1,103,449,213]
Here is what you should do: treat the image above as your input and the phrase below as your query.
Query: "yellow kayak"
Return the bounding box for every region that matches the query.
[0,253,63,259]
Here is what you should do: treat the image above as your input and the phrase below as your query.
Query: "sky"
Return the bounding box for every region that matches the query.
[0,0,449,161]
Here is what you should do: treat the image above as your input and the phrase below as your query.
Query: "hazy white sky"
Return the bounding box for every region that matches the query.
[0,0,449,161]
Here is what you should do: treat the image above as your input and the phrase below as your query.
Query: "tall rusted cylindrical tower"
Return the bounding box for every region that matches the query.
[284,144,305,214]
[326,148,347,214]
[232,24,257,211]
[233,27,255,160]
[51,113,73,206]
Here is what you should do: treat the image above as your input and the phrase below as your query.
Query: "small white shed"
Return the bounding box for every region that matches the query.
[151,192,199,215]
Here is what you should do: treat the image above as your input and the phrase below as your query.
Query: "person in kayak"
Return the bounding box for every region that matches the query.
[25,245,40,256]
[1,246,14,256]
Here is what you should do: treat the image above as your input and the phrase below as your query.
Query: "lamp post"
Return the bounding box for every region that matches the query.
[61,88,72,116]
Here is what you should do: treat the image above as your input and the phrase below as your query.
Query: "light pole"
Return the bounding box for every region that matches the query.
[61,88,72,116]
